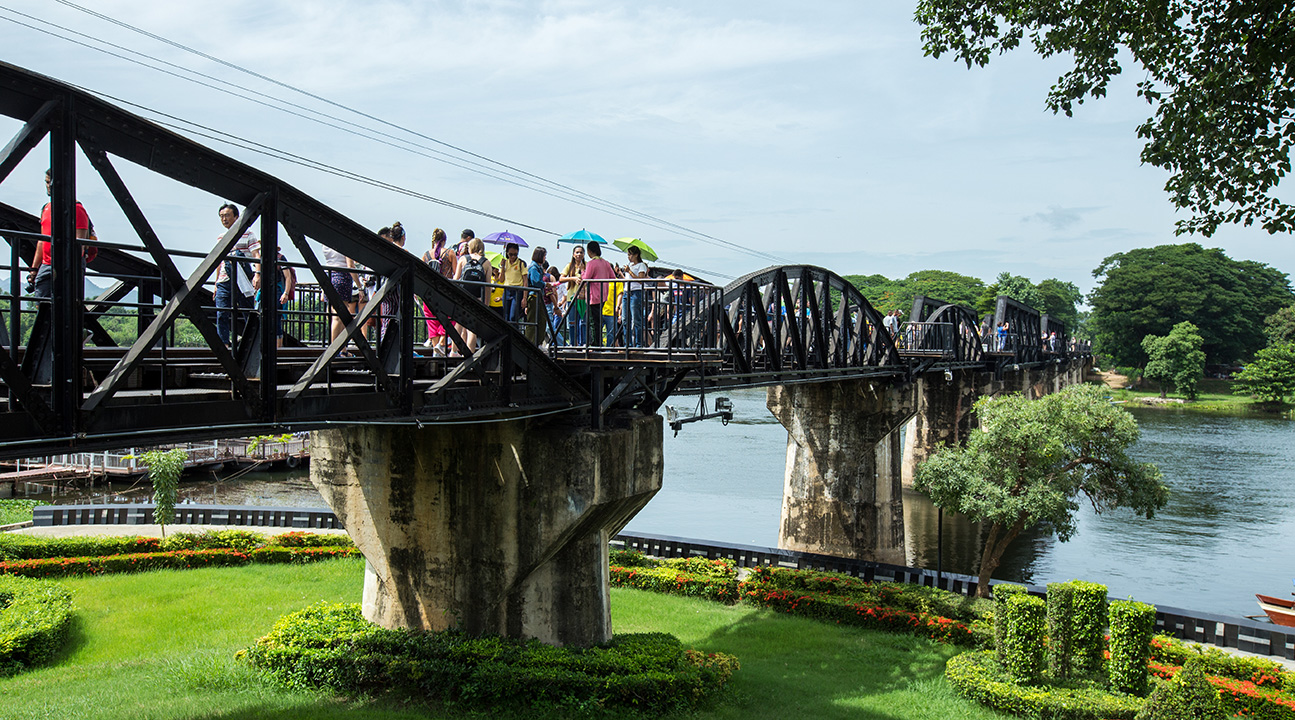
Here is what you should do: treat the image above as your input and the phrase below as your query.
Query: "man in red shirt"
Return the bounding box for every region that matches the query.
[580,241,616,346]
[28,169,92,299]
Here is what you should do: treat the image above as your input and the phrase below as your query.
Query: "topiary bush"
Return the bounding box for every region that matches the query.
[993,583,1027,663]
[1002,593,1046,684]
[1071,580,1109,676]
[0,575,74,676]
[240,602,738,714]
[1136,656,1226,720]
[1109,599,1156,696]
[1047,581,1077,679]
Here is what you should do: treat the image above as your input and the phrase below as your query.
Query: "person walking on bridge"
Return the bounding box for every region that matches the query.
[28,169,96,303]
[213,203,259,347]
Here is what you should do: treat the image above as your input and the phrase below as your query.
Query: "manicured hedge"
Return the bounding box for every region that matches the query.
[0,534,162,561]
[993,583,1028,664]
[1046,581,1076,679]
[1001,593,1045,684]
[609,554,740,603]
[240,602,738,713]
[1149,634,1294,692]
[1108,599,1155,695]
[1069,580,1108,676]
[0,575,74,676]
[0,546,358,579]
[751,567,992,626]
[945,650,1142,720]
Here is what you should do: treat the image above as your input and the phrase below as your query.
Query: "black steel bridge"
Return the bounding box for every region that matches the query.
[0,61,1090,460]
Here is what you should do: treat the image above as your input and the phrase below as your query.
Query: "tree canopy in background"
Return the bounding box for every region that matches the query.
[975,272,1045,316]
[846,270,985,315]
[914,384,1167,597]
[916,1,1295,237]
[1266,305,1295,346]
[1087,244,1293,366]
[1233,342,1295,403]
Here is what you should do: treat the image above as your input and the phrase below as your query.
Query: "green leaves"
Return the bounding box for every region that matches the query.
[1087,243,1293,366]
[916,0,1295,236]
[138,448,186,532]
[1232,341,1295,402]
[1142,321,1207,399]
[914,384,1168,587]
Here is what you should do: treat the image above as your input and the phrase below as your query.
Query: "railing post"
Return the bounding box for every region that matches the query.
[49,96,81,436]
[259,192,278,421]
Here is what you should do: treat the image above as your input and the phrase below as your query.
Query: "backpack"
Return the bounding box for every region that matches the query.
[424,252,441,274]
[462,255,486,283]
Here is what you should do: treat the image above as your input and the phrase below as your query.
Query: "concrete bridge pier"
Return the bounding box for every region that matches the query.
[309,412,662,647]
[767,380,916,565]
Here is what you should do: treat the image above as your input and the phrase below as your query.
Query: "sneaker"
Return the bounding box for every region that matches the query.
[432,346,446,358]
[423,338,434,348]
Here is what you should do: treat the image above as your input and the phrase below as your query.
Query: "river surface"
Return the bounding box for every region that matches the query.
[20,388,1294,619]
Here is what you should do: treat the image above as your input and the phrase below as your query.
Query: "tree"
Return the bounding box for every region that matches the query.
[1035,278,1082,331]
[138,448,185,538]
[846,270,985,315]
[1266,305,1295,346]
[916,1,1295,237]
[1088,243,1293,366]
[1141,321,1207,399]
[1233,342,1295,403]
[975,272,1044,316]
[914,384,1167,598]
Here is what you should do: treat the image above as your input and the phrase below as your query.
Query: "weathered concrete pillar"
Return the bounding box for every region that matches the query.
[902,370,980,488]
[310,412,662,647]
[767,380,916,565]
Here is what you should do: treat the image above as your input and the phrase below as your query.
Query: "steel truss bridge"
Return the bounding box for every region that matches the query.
[0,61,1089,460]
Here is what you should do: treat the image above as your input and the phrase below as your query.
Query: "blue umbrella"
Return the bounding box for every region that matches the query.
[483,231,527,247]
[558,229,608,246]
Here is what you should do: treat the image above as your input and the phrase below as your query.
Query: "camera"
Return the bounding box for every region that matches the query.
[24,280,35,295]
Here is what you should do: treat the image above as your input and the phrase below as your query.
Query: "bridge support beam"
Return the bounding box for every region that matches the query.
[767,380,916,565]
[310,412,662,647]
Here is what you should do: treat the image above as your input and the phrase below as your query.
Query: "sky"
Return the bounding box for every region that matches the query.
[1,0,1291,298]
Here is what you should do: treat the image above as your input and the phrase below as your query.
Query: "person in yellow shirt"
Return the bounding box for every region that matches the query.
[501,242,526,324]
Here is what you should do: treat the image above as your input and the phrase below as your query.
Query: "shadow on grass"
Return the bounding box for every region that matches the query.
[52,614,88,667]
[689,606,968,720]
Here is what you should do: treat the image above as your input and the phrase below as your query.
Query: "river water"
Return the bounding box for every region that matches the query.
[21,388,1294,619]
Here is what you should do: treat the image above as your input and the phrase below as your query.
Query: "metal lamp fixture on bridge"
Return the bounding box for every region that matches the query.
[943,369,954,382]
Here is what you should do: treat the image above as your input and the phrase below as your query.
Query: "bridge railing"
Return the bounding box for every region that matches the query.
[894,321,957,357]
[548,278,723,357]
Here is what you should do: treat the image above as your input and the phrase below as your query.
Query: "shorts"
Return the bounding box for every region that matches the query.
[329,270,352,300]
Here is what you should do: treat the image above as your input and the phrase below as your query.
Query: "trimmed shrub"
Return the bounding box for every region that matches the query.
[160,529,267,552]
[946,650,1143,720]
[993,583,1027,662]
[0,546,358,579]
[0,534,161,561]
[609,565,738,603]
[1137,656,1226,720]
[269,531,354,549]
[1047,581,1077,679]
[0,575,74,676]
[1109,599,1156,695]
[241,602,738,713]
[1002,593,1046,684]
[747,567,991,625]
[1071,580,1109,676]
[608,548,653,567]
[1149,634,1292,691]
[740,584,974,644]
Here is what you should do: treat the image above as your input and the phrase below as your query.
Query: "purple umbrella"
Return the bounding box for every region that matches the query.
[483,231,528,247]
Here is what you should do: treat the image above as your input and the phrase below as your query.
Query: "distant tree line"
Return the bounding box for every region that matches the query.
[843,270,1083,333]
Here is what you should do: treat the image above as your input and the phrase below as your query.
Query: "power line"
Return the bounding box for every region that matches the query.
[43,0,793,266]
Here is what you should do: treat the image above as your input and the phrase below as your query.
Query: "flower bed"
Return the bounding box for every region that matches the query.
[0,575,74,676]
[736,566,986,646]
[608,553,739,603]
[0,531,358,579]
[240,602,739,714]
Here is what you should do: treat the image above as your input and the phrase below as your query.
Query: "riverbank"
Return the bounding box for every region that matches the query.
[1095,371,1293,418]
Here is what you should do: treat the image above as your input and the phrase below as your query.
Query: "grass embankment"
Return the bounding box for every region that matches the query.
[0,557,1008,720]
[0,500,48,526]
[1096,373,1291,417]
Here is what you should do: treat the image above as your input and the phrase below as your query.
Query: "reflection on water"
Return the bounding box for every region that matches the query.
[16,466,325,508]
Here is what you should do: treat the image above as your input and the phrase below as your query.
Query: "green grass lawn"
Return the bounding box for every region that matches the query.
[0,558,1007,720]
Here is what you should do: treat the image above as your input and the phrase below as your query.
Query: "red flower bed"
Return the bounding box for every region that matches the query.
[1147,660,1295,719]
[740,586,974,645]
[0,545,358,579]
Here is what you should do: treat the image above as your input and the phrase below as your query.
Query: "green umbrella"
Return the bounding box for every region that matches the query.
[612,237,659,262]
